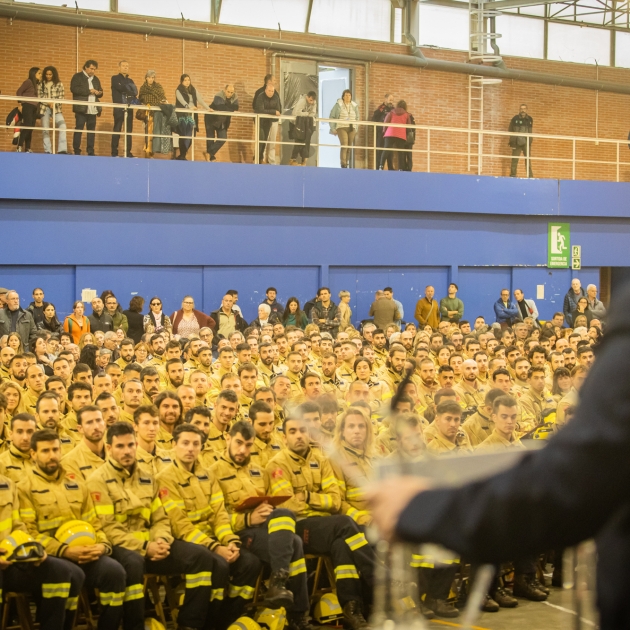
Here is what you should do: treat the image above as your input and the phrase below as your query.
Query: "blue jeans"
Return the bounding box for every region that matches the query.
[41,107,67,153]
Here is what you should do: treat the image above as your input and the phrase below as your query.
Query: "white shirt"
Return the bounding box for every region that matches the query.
[84,70,97,115]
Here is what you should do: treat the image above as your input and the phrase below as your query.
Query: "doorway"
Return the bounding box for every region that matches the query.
[279,61,353,168]
[318,66,352,169]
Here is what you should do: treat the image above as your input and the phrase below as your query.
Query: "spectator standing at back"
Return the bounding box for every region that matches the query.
[175,74,208,161]
[372,93,394,167]
[514,288,539,324]
[138,69,167,158]
[70,59,103,156]
[369,290,400,331]
[252,74,280,165]
[383,287,404,328]
[111,60,138,157]
[16,67,41,153]
[440,283,464,323]
[203,84,239,162]
[509,103,534,178]
[289,91,317,166]
[39,66,67,154]
[311,288,340,337]
[0,290,38,343]
[28,288,46,329]
[262,288,283,316]
[379,100,412,171]
[563,279,585,326]
[254,81,282,165]
[415,286,440,330]
[494,289,519,329]
[329,89,359,169]
[586,284,607,321]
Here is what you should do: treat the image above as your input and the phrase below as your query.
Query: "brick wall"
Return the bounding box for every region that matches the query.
[2,13,630,179]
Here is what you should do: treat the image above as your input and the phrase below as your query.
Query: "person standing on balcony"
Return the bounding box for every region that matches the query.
[329,89,360,169]
[203,84,239,162]
[254,82,282,165]
[39,66,67,154]
[16,67,41,153]
[379,100,412,171]
[508,104,534,178]
[70,60,103,156]
[111,60,138,158]
[253,74,280,165]
[372,93,395,168]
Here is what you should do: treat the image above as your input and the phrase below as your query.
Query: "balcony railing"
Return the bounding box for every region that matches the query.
[2,94,629,182]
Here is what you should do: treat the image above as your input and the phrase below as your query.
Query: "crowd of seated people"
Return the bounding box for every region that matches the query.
[0,277,603,629]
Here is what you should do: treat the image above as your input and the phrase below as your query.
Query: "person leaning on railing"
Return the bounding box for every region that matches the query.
[204,84,239,163]
[138,70,167,159]
[329,89,359,169]
[16,67,41,153]
[110,60,138,158]
[253,82,282,165]
[38,66,67,155]
[175,74,209,161]
[70,59,103,156]
[379,99,413,172]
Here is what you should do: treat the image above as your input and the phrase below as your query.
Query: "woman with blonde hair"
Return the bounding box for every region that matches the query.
[329,407,374,526]
[78,332,96,350]
[338,290,352,332]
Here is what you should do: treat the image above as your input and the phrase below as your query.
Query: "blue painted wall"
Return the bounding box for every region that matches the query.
[0,153,627,326]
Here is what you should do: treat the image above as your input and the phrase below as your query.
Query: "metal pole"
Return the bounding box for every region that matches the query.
[191,123,195,161]
[479,130,483,175]
[373,123,377,170]
[123,105,128,158]
[427,129,431,173]
[52,107,56,155]
[572,138,576,180]
[255,115,260,164]
[617,141,620,182]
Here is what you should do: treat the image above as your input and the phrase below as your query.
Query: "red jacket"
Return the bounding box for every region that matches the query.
[383,108,411,141]
[170,309,215,334]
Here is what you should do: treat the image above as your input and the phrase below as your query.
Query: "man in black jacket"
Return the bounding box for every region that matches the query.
[253,82,282,165]
[210,295,248,341]
[367,285,630,629]
[70,59,103,156]
[203,84,239,162]
[110,60,138,158]
[0,291,37,343]
[88,297,114,334]
[371,93,394,168]
[508,104,534,178]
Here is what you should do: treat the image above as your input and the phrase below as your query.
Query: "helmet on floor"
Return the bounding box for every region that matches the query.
[256,607,286,630]
[0,530,45,562]
[230,617,263,630]
[144,620,166,630]
[313,593,343,624]
[55,519,97,546]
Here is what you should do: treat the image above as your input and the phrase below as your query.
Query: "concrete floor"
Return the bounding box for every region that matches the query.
[427,587,599,630]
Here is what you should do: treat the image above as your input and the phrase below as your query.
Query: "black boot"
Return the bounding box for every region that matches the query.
[530,576,550,595]
[492,587,518,608]
[481,594,500,612]
[287,612,321,630]
[513,575,548,601]
[264,569,294,609]
[342,601,369,630]
[425,596,459,618]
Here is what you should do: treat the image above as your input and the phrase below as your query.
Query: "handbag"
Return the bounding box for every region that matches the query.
[135,107,148,122]
[406,127,416,145]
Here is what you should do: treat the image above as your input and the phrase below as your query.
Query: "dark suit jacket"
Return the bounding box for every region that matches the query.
[396,285,630,629]
[70,71,103,115]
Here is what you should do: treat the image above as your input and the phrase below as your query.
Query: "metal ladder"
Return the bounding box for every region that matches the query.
[468,0,503,174]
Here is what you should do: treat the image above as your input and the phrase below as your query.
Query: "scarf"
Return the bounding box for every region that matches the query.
[177,84,197,107]
[140,81,166,106]
[150,311,166,330]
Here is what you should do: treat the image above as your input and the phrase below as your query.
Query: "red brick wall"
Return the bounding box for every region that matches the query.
[2,14,630,179]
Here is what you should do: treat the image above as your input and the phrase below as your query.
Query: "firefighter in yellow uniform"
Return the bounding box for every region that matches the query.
[61,406,107,481]
[518,366,557,434]
[267,416,375,630]
[426,401,473,454]
[17,429,126,629]
[211,420,315,630]
[199,390,239,468]
[461,388,504,447]
[454,360,488,410]
[35,392,76,455]
[0,470,84,630]
[87,421,218,630]
[329,408,373,527]
[0,412,36,482]
[248,401,284,468]
[157,423,261,624]
[131,405,173,476]
[381,347,407,402]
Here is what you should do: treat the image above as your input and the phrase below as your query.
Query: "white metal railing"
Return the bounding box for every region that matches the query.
[2,94,630,181]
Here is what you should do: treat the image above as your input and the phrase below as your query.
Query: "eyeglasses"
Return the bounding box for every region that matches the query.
[183,301,194,305]
[151,302,161,306]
